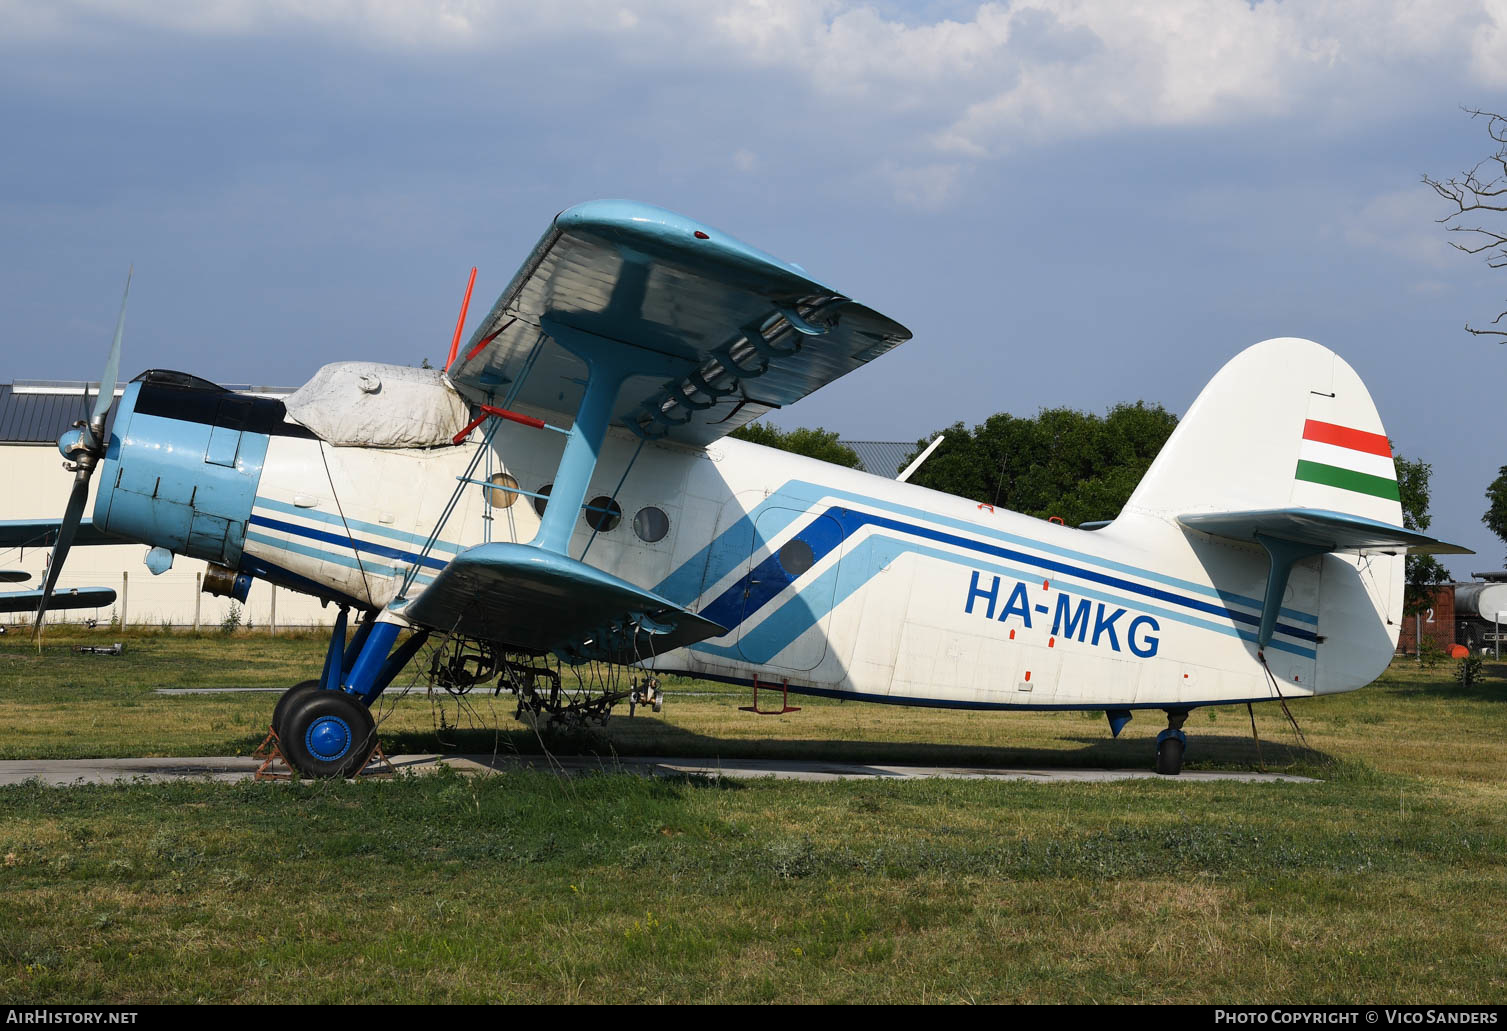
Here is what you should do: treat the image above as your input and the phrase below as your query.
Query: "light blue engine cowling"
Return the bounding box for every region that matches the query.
[92,372,274,568]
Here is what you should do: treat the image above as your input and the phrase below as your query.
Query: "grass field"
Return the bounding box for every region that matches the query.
[1,627,1504,1003]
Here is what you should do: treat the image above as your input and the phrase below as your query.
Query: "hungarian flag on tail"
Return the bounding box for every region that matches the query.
[1294,420,1399,501]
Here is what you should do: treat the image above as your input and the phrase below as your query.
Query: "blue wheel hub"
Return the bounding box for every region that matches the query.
[306,715,353,762]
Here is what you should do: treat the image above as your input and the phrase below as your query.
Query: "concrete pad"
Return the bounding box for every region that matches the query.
[0,756,266,786]
[0,754,1317,787]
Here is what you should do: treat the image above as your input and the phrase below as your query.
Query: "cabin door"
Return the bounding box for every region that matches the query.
[736,508,841,672]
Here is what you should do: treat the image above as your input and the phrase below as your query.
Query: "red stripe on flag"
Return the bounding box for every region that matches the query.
[1301,419,1391,458]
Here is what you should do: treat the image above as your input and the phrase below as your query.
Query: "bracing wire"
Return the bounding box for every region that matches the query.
[1257,650,1309,752]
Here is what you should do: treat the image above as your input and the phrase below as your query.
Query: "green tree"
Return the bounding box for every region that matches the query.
[1395,452,1451,616]
[1484,466,1507,564]
[730,423,861,468]
[903,402,1178,528]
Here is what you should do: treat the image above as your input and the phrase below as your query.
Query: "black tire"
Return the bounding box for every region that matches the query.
[1156,735,1184,776]
[271,679,322,739]
[280,688,376,780]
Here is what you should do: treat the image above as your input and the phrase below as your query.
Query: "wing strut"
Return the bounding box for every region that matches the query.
[1251,535,1332,651]
[531,316,683,555]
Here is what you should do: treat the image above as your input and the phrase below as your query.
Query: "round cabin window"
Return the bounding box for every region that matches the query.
[532,483,552,517]
[633,506,670,543]
[584,495,622,532]
[778,538,815,576]
[489,472,520,509]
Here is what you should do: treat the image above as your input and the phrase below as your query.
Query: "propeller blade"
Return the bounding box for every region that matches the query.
[31,469,91,639]
[91,266,131,426]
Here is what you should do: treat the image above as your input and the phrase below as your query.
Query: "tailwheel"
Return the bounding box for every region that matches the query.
[1155,710,1189,776]
[280,688,377,780]
[271,679,322,739]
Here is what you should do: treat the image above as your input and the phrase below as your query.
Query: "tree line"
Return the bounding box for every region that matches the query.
[735,407,1477,616]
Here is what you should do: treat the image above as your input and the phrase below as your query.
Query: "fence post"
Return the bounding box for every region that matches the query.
[121,571,128,629]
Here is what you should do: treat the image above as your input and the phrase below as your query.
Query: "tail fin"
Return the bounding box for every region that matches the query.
[1124,337,1402,525]
[1119,338,1467,691]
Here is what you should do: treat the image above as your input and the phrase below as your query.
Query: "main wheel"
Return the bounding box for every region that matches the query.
[271,679,322,739]
[280,688,377,780]
[1156,734,1184,776]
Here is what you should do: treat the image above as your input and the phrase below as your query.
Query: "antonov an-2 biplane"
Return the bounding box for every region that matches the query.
[0,201,1469,776]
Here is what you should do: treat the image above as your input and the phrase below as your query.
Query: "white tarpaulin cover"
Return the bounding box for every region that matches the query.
[283,362,471,448]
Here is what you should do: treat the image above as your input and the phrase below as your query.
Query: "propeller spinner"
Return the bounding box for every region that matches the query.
[34,269,131,638]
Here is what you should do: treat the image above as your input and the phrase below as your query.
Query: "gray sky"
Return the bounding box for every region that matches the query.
[2,0,1505,575]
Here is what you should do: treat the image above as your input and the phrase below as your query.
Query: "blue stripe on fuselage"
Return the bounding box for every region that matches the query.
[692,533,1318,664]
[685,499,1317,649]
[655,480,1318,627]
[247,513,450,571]
[252,496,463,553]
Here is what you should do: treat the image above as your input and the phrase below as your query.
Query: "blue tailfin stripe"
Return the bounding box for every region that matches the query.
[248,514,450,571]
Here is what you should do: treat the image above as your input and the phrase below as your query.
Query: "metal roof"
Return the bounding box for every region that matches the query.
[0,384,99,444]
[0,380,293,444]
[842,440,917,478]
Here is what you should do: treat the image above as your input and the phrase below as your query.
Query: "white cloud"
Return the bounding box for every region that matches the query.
[7,0,1507,204]
[878,159,965,210]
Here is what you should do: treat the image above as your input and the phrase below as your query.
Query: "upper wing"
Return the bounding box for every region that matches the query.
[446,200,912,446]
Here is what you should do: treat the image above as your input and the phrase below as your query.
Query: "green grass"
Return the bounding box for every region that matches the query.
[1,628,1504,1002]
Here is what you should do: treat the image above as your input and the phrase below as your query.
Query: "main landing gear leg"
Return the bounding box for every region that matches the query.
[1156,709,1189,776]
[271,607,430,779]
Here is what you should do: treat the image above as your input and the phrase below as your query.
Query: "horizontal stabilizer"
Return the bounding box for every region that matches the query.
[1178,508,1472,555]
[0,520,117,549]
[401,543,726,664]
[0,587,117,614]
[0,571,30,584]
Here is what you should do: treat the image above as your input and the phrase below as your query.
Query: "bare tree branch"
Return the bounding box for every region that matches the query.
[1425,107,1507,341]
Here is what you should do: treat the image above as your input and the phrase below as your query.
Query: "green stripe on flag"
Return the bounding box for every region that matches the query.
[1294,460,1400,501]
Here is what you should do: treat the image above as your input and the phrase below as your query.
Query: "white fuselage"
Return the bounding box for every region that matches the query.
[242,413,1403,712]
